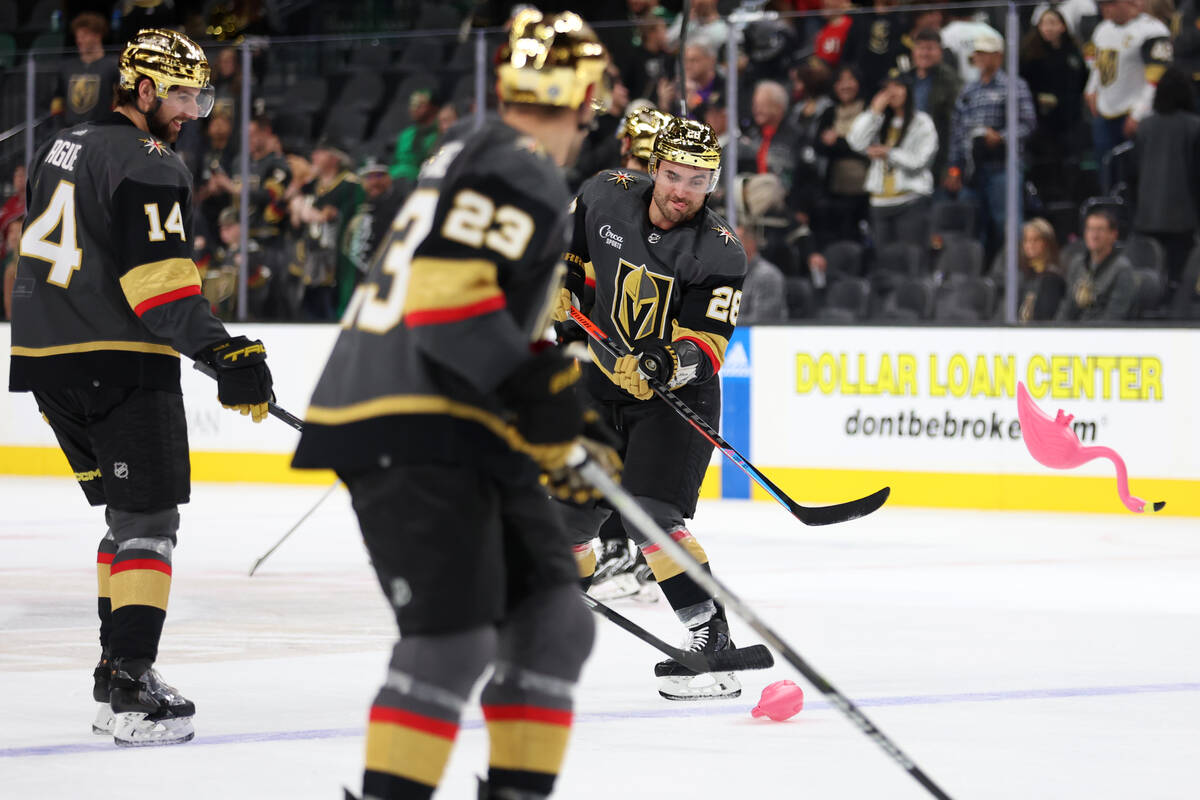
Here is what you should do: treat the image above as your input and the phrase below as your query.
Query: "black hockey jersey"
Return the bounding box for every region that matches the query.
[9,112,228,392]
[564,169,747,402]
[291,118,570,474]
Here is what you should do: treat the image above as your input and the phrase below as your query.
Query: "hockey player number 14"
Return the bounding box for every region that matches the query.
[19,179,82,288]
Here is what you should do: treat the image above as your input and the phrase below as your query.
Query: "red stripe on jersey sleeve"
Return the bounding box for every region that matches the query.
[133,285,202,317]
[405,295,506,327]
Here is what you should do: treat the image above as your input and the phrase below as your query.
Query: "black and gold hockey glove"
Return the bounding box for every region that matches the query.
[194,336,274,423]
[498,349,586,471]
[540,435,622,505]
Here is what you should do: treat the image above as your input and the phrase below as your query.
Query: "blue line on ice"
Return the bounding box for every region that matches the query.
[6,681,1198,759]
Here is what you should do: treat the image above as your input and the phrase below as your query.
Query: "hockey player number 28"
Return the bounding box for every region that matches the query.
[19,179,83,288]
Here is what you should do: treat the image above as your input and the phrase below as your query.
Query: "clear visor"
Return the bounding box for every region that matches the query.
[164,85,216,118]
[652,158,721,194]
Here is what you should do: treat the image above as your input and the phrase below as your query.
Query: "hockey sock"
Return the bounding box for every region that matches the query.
[363,627,496,800]
[638,527,717,623]
[106,508,179,664]
[96,529,118,652]
[571,543,596,589]
[482,585,593,798]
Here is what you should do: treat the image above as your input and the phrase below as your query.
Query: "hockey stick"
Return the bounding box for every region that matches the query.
[575,454,954,800]
[191,361,305,432]
[676,0,691,117]
[582,592,774,673]
[566,307,890,526]
[248,479,342,576]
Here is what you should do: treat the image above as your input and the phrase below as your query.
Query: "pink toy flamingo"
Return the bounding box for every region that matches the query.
[1016,381,1164,514]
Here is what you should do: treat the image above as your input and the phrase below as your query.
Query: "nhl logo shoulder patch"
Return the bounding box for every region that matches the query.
[606,170,636,189]
[139,137,169,157]
[711,225,738,246]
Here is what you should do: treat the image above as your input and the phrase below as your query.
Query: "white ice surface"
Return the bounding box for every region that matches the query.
[3,477,1199,799]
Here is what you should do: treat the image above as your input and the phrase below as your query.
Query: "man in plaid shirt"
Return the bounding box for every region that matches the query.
[944,32,1036,260]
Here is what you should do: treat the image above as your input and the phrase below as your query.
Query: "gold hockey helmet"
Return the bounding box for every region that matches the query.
[619,106,672,163]
[649,117,723,192]
[497,9,610,112]
[119,28,215,117]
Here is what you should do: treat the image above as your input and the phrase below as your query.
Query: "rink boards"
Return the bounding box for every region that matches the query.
[1,322,1196,516]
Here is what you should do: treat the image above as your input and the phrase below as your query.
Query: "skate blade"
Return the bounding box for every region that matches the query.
[113,712,195,747]
[657,672,741,701]
[588,574,642,602]
[92,702,115,735]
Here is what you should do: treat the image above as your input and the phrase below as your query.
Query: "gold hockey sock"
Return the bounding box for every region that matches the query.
[363,704,458,799]
[572,542,596,586]
[108,545,171,663]
[96,535,118,651]
[639,527,715,613]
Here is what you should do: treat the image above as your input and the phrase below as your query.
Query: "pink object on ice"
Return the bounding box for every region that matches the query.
[751,680,804,721]
[1016,381,1164,514]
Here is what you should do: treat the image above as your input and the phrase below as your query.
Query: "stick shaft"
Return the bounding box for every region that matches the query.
[249,480,341,576]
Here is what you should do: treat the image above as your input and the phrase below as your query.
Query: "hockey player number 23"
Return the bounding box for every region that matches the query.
[345,189,438,333]
[19,179,83,288]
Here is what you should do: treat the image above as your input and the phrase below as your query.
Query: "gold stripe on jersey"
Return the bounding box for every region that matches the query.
[403,257,504,317]
[119,258,202,310]
[305,394,511,441]
[672,322,729,370]
[11,340,180,357]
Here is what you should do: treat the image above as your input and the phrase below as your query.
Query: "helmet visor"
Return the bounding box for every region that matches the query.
[165,85,215,118]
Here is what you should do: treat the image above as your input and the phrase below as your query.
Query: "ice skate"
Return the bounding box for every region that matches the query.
[654,617,742,701]
[91,652,114,735]
[589,541,660,603]
[109,658,196,746]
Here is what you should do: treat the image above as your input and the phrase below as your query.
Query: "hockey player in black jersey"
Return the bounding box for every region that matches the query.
[8,29,274,746]
[585,103,672,601]
[292,10,616,800]
[555,116,749,700]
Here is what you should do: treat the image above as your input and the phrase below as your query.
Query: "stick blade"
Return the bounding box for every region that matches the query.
[790,486,890,526]
[709,644,775,671]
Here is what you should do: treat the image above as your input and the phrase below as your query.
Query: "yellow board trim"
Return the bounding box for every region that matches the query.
[118,257,202,309]
[754,467,1200,517]
[10,340,179,358]
[0,445,336,485]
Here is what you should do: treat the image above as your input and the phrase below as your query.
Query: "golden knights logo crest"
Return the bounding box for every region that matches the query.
[68,74,100,115]
[612,259,674,349]
[1096,49,1118,86]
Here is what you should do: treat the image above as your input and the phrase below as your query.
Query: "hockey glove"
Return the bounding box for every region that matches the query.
[551,287,575,323]
[541,435,623,504]
[498,349,585,472]
[612,354,654,400]
[638,341,703,391]
[193,336,274,423]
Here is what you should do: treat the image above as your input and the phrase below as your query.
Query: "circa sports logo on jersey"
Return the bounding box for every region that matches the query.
[599,223,624,250]
[612,259,674,348]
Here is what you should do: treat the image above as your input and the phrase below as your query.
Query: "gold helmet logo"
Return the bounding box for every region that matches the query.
[649,117,722,192]
[619,106,672,163]
[119,28,215,117]
[497,10,610,111]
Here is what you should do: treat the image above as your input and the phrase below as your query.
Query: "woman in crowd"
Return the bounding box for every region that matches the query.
[1020,7,1089,204]
[847,71,938,249]
[1015,217,1068,321]
[814,65,870,243]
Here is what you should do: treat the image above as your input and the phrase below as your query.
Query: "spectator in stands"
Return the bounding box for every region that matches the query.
[389,90,441,184]
[1016,217,1068,321]
[842,0,911,92]
[786,59,835,224]
[740,173,803,277]
[940,7,1003,84]
[814,0,855,68]
[1020,8,1089,204]
[909,28,962,188]
[682,42,724,114]
[1174,0,1200,99]
[740,81,797,188]
[1085,0,1173,179]
[945,33,1036,260]
[51,12,118,129]
[666,0,734,56]
[848,71,938,249]
[629,6,674,103]
[194,108,238,241]
[0,164,25,263]
[235,115,295,320]
[1131,67,1200,295]
[1,208,22,320]
[209,46,242,122]
[343,158,406,279]
[437,104,459,138]
[815,65,871,243]
[290,139,364,321]
[1056,208,1137,320]
[736,224,788,323]
[1030,0,1100,40]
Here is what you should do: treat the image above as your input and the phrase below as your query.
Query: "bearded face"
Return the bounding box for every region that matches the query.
[651,160,712,226]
